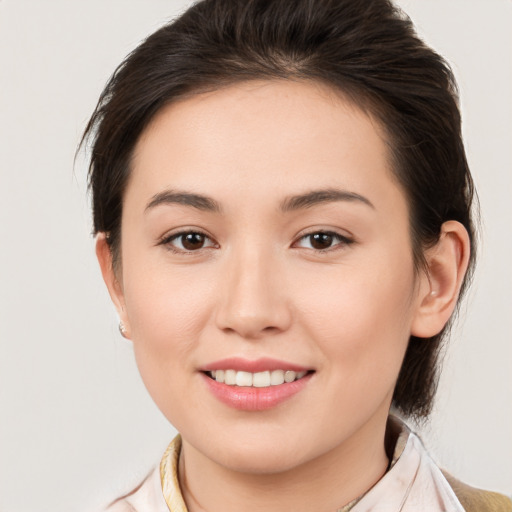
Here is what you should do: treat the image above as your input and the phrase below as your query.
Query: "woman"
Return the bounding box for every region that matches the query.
[82,0,511,510]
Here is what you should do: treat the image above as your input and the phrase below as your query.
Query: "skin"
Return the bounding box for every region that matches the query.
[97,80,470,512]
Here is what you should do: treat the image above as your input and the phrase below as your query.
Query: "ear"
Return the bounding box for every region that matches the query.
[411,221,471,338]
[95,233,131,339]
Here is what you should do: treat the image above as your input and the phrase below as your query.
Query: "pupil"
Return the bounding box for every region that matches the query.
[182,233,204,250]
[311,233,332,250]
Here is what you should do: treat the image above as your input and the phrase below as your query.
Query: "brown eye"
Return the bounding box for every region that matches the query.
[309,233,334,250]
[164,231,216,252]
[181,232,206,250]
[295,231,354,252]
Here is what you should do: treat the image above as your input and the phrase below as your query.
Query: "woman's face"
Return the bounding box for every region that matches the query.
[112,80,427,473]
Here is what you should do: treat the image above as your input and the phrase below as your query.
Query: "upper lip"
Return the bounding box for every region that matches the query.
[201,357,312,373]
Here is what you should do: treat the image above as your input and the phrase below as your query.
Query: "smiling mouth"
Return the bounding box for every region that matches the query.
[205,369,312,387]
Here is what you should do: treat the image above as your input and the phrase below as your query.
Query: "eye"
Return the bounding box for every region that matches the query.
[161,230,217,252]
[294,231,353,251]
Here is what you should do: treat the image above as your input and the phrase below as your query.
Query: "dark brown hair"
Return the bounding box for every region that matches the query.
[82,0,476,419]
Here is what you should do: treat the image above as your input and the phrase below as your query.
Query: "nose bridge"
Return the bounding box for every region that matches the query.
[215,239,291,338]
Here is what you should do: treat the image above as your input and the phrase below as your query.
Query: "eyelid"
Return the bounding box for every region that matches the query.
[156,226,354,254]
[158,227,219,253]
[292,229,355,251]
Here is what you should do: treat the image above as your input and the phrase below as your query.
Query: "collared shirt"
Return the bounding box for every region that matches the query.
[103,417,497,511]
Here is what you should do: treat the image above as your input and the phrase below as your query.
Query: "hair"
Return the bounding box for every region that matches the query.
[82,0,476,419]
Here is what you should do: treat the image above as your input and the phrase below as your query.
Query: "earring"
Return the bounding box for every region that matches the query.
[119,322,129,339]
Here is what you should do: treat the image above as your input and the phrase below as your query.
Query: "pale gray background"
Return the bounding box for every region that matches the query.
[0,1,510,511]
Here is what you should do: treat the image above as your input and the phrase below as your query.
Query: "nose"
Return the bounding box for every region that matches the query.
[215,246,292,339]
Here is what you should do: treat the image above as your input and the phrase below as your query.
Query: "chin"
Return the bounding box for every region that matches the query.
[191,425,322,475]
[214,445,307,475]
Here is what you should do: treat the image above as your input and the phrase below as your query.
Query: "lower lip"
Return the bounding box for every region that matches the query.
[202,373,313,411]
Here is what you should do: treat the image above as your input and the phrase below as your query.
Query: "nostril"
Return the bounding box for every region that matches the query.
[262,325,282,333]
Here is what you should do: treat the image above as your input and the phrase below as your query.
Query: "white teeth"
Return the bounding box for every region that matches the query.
[284,370,296,383]
[253,371,270,388]
[270,369,285,385]
[224,369,236,385]
[235,371,253,387]
[208,369,309,387]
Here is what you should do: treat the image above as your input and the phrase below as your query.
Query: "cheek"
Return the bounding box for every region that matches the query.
[121,264,218,422]
[293,259,417,434]
[296,253,417,373]
[122,259,215,373]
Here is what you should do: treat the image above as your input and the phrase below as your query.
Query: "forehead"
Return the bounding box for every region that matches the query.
[128,79,404,215]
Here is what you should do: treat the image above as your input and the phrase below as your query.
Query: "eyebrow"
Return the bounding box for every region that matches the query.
[279,188,374,212]
[145,187,374,214]
[145,189,222,213]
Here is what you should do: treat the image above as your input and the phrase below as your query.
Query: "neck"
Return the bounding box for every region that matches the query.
[178,412,391,512]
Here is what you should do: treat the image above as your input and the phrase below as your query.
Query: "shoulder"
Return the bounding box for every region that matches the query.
[442,471,512,512]
[101,466,170,512]
[103,501,137,512]
[384,416,511,512]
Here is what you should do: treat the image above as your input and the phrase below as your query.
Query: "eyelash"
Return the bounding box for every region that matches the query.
[158,229,354,254]
[159,229,217,254]
[293,231,355,252]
